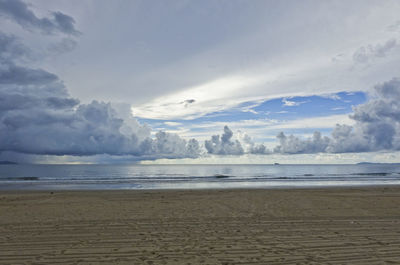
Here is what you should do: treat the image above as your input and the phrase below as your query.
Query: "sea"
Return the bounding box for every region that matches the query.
[1,163,400,190]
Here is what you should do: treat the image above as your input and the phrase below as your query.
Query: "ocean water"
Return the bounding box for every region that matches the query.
[0,164,400,190]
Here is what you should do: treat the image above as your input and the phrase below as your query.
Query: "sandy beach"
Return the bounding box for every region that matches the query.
[1,187,400,264]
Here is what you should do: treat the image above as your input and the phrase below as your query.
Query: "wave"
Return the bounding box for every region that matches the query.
[350,172,390,176]
[2,177,40,181]
[1,172,399,184]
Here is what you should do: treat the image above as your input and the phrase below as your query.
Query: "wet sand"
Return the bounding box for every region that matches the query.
[1,187,400,264]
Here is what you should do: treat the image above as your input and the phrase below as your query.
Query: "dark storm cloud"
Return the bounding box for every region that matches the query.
[0,63,58,85]
[0,31,200,159]
[0,95,200,158]
[0,2,199,160]
[0,0,80,35]
[0,33,54,87]
[52,11,79,35]
[0,32,31,61]
[0,85,201,158]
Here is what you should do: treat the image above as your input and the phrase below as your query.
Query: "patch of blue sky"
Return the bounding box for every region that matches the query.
[251,91,367,121]
[138,91,367,131]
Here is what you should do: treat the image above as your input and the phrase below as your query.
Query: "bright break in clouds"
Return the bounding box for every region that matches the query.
[1,0,400,164]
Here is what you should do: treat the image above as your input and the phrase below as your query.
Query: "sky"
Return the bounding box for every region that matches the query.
[1,0,400,164]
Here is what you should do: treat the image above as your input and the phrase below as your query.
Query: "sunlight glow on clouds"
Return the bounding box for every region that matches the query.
[131,74,263,120]
[1,0,400,164]
[130,54,361,120]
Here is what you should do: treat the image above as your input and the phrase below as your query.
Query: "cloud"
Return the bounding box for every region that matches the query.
[282,98,308,107]
[131,74,264,120]
[237,131,270,154]
[0,32,31,62]
[348,78,400,150]
[2,1,400,162]
[0,62,58,85]
[146,131,201,158]
[0,0,80,35]
[2,26,400,160]
[274,131,330,154]
[387,20,400,32]
[353,39,398,64]
[204,126,270,155]
[204,126,244,155]
[181,99,195,106]
[0,82,201,158]
[0,31,199,160]
[0,33,54,88]
[0,7,198,161]
[274,78,400,154]
[203,78,400,156]
[164,121,182,127]
[0,73,201,158]
[48,38,78,54]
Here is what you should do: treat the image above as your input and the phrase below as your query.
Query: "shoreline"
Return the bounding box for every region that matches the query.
[2,183,400,192]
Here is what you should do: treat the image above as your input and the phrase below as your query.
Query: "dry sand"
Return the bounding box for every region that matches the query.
[1,187,400,264]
